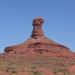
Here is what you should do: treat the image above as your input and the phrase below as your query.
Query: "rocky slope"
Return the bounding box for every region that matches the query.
[0,17,75,75]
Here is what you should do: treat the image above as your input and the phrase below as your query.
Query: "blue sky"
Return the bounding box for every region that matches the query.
[0,0,75,53]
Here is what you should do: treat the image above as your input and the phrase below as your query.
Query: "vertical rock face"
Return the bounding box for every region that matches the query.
[1,17,75,75]
[31,17,44,38]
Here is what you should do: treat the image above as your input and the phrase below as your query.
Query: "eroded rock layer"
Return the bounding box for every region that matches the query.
[0,17,75,75]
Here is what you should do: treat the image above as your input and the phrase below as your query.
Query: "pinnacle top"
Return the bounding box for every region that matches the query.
[33,17,44,26]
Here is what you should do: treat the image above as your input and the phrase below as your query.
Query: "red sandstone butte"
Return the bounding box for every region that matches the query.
[0,17,75,75]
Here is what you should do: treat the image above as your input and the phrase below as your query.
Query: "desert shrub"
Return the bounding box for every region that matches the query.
[33,71,41,75]
[53,67,70,75]
[11,70,16,73]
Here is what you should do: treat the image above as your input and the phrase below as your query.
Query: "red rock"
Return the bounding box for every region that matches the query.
[0,71,10,75]
[4,17,74,58]
[0,17,75,75]
[67,65,75,73]
[36,67,54,75]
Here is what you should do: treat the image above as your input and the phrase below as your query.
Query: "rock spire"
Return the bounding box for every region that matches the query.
[31,17,44,38]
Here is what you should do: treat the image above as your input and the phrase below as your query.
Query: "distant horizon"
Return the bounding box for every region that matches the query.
[0,0,75,53]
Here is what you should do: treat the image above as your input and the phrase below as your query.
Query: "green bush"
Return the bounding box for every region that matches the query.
[33,71,41,75]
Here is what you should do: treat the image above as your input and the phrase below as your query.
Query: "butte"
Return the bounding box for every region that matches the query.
[0,17,75,75]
